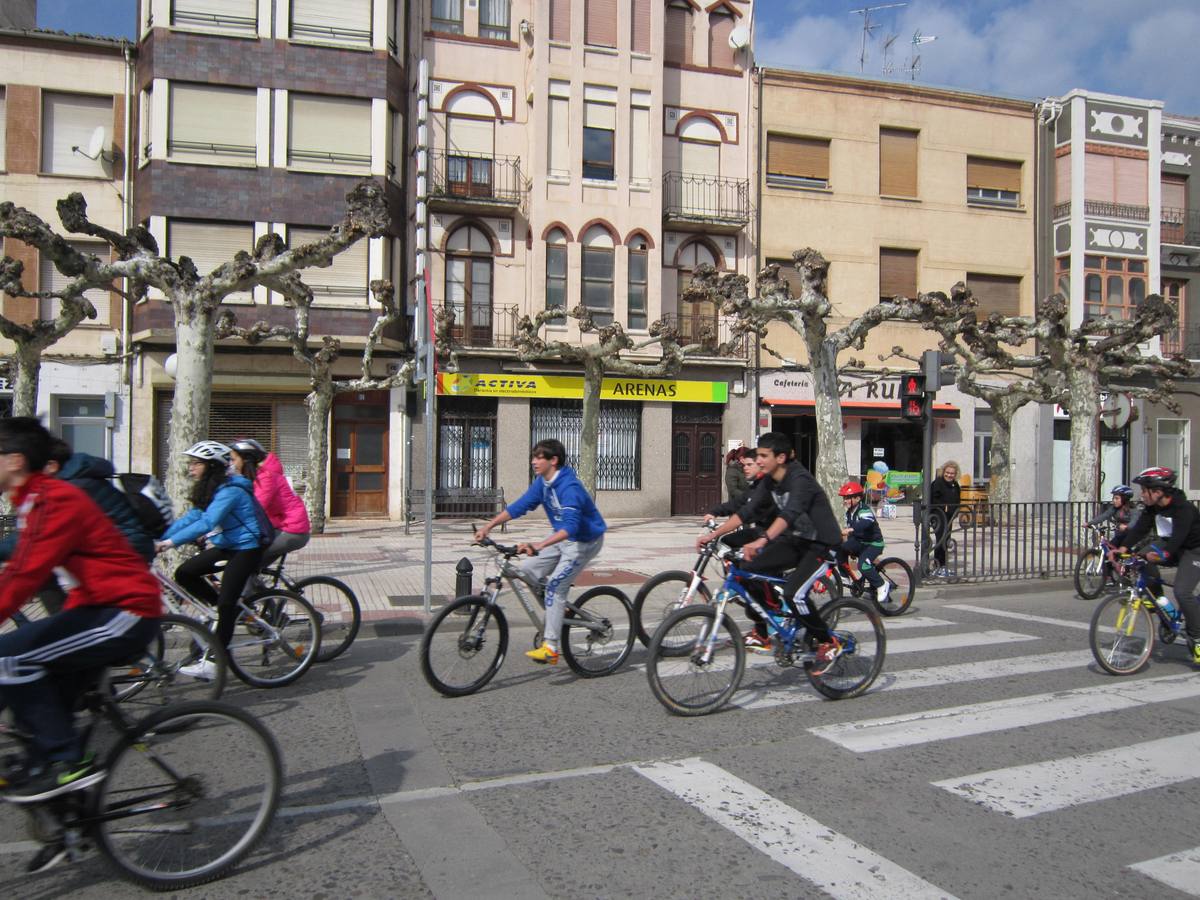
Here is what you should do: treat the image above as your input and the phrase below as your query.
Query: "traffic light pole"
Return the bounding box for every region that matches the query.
[919,400,935,584]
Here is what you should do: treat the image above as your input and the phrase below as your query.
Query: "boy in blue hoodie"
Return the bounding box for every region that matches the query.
[474,439,606,665]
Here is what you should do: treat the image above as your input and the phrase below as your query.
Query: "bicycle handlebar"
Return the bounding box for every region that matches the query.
[474,535,537,558]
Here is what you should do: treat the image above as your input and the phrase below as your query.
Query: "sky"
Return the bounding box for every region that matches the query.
[32,0,1200,114]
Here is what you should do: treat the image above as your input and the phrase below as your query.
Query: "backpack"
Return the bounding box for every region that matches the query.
[231,483,277,549]
[112,473,175,537]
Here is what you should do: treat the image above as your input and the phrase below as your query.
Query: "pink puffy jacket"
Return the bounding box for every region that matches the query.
[254,453,311,534]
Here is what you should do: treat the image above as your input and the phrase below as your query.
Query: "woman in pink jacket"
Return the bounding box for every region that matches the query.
[229,438,311,567]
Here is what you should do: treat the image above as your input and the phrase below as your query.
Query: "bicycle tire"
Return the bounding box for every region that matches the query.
[228,590,321,688]
[1090,592,1155,675]
[94,700,282,891]
[561,586,635,677]
[291,575,362,663]
[804,598,885,700]
[1074,549,1107,601]
[875,558,915,616]
[110,614,228,712]
[633,570,713,648]
[420,595,509,697]
[646,605,745,717]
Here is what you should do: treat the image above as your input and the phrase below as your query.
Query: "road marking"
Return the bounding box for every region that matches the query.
[1128,847,1200,896]
[933,732,1200,818]
[945,604,1091,632]
[812,672,1200,752]
[634,758,958,899]
[884,630,1036,653]
[877,615,957,630]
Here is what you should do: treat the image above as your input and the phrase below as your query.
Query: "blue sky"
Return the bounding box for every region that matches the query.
[35,0,1200,113]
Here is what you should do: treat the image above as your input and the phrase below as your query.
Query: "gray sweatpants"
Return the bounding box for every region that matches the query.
[1172,548,1200,640]
[262,530,311,570]
[519,535,605,648]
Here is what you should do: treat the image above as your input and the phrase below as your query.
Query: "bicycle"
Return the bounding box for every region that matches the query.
[1074,524,1132,600]
[256,553,361,664]
[0,671,282,890]
[822,554,915,616]
[646,544,886,716]
[155,568,321,688]
[1089,555,1187,675]
[420,536,635,696]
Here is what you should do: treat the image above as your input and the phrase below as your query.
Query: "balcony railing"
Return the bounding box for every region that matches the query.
[660,312,749,358]
[1162,208,1200,246]
[437,302,520,349]
[429,150,528,210]
[1051,200,1151,222]
[662,172,751,231]
[1160,322,1200,359]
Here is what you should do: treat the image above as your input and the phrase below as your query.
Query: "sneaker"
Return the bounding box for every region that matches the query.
[26,842,68,874]
[1191,642,1200,666]
[810,637,844,676]
[6,754,103,804]
[525,644,559,665]
[178,657,218,681]
[744,632,772,654]
[876,582,892,606]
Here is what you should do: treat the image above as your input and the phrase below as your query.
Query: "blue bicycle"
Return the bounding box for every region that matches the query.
[1089,555,1187,675]
[645,544,886,716]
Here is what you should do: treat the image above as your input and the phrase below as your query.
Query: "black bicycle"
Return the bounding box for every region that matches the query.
[257,553,362,663]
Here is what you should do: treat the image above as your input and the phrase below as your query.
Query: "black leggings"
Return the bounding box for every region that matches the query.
[738,540,833,643]
[175,546,266,648]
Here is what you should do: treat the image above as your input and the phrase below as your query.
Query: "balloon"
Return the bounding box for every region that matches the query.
[872,460,890,475]
[865,470,883,486]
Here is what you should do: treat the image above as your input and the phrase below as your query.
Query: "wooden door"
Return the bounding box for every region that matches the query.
[670,421,722,515]
[331,393,388,517]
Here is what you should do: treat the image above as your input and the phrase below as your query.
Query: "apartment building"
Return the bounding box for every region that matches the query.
[411,0,756,516]
[754,70,1038,494]
[0,27,132,463]
[132,0,408,517]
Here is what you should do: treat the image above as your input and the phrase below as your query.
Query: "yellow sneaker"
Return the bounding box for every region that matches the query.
[525,644,560,665]
[1190,641,1200,666]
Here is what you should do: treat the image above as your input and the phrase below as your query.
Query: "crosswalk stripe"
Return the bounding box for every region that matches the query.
[811,672,1200,752]
[944,604,1091,632]
[1127,847,1200,896]
[874,615,957,630]
[932,732,1200,818]
[634,758,958,900]
[886,629,1037,653]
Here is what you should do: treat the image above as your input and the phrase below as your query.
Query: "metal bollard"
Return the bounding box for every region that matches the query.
[455,557,474,598]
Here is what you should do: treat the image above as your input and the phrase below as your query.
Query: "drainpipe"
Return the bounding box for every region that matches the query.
[752,65,764,437]
[122,40,135,469]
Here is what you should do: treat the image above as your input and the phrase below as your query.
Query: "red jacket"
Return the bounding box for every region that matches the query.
[0,472,162,623]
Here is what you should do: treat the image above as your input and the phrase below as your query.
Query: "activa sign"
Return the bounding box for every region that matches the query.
[437,372,728,403]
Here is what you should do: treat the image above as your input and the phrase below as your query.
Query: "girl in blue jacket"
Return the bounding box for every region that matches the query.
[155,440,267,675]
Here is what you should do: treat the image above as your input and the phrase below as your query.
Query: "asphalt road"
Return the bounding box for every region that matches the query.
[4,584,1200,899]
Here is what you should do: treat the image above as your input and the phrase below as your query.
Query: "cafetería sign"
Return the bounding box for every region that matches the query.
[438,372,728,403]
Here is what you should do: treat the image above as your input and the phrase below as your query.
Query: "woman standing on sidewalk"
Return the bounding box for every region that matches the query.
[930,461,961,577]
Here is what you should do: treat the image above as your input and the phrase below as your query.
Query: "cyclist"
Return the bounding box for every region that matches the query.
[836,481,889,606]
[154,440,269,679]
[724,446,754,500]
[698,432,844,669]
[1114,466,1200,664]
[0,418,160,812]
[1087,484,1140,575]
[228,438,311,568]
[473,438,606,666]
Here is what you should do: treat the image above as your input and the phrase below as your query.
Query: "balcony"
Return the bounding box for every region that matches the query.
[437,302,520,349]
[428,151,528,214]
[1159,322,1200,359]
[662,172,751,233]
[1162,208,1200,247]
[1052,200,1150,222]
[660,312,749,359]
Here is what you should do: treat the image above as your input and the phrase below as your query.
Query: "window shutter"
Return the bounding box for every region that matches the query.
[550,0,571,41]
[680,140,720,177]
[665,4,691,64]
[1114,156,1147,206]
[172,0,257,32]
[1162,174,1187,212]
[169,83,256,162]
[39,242,111,324]
[630,104,650,182]
[548,96,570,176]
[767,258,803,298]
[879,248,918,300]
[631,0,650,52]
[289,94,371,171]
[879,128,918,197]
[290,0,372,44]
[584,0,617,47]
[0,90,5,171]
[966,274,1021,317]
[291,226,369,304]
[1084,152,1115,203]
[42,92,112,176]
[709,13,735,69]
[584,99,616,130]
[966,157,1021,192]
[1054,152,1071,204]
[447,116,494,155]
[766,134,829,181]
[168,220,254,300]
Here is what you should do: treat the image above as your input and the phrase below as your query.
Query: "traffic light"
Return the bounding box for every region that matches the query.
[900,371,928,420]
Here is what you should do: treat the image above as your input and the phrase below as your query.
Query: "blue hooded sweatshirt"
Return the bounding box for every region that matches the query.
[505,466,606,543]
[161,474,265,550]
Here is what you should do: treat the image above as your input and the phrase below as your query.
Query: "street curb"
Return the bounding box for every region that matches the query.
[919,577,1074,601]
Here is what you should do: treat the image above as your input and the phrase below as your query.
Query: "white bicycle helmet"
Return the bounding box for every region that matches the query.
[183,440,232,465]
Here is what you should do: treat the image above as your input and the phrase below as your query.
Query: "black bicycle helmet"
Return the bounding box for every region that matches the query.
[229,438,267,462]
[1110,484,1134,499]
[1132,466,1176,489]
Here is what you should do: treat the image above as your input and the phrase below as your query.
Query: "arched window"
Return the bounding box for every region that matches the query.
[444,91,496,198]
[445,225,494,345]
[545,228,568,320]
[665,0,692,65]
[627,235,648,330]
[581,225,615,326]
[676,239,720,343]
[708,11,735,69]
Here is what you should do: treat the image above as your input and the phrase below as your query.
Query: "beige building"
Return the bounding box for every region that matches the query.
[754,69,1037,491]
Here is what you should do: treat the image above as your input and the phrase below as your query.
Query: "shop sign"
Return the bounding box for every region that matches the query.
[760,372,901,401]
[438,372,728,403]
[886,471,923,488]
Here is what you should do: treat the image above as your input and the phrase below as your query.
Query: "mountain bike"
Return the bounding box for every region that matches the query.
[822,554,915,616]
[420,537,635,696]
[253,554,361,664]
[1074,524,1132,600]
[1089,555,1186,675]
[646,544,886,716]
[0,672,281,890]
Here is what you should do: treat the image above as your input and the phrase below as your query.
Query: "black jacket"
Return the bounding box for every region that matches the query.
[930,476,961,517]
[735,461,842,547]
[710,475,772,524]
[1121,488,1200,564]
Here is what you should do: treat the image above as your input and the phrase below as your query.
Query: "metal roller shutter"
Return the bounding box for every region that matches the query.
[879,128,918,197]
[767,135,829,182]
[290,0,371,44]
[584,0,617,47]
[39,242,111,325]
[966,157,1021,192]
[172,0,257,33]
[289,226,369,304]
[879,248,918,300]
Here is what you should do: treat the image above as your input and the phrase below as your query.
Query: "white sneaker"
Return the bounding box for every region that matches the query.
[178,658,217,681]
[876,582,892,605]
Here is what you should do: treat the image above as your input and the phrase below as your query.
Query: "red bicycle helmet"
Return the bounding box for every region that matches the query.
[838,481,865,497]
[1132,466,1176,489]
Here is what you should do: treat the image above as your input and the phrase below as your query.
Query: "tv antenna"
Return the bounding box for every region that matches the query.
[851,3,906,73]
[905,28,938,80]
[881,32,899,75]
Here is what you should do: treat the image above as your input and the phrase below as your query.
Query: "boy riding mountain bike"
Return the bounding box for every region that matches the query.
[836,481,889,605]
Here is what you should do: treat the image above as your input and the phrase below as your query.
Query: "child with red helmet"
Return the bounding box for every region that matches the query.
[836,481,890,605]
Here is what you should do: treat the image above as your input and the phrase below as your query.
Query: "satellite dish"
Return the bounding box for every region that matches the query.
[728,25,750,50]
[87,126,107,160]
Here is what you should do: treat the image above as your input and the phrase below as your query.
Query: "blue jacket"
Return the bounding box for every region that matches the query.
[506,466,606,543]
[162,475,264,550]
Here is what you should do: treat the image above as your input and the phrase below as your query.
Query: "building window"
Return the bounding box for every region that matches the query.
[431,0,463,34]
[583,86,616,181]
[168,82,256,166]
[445,110,495,196]
[445,225,494,346]
[766,134,829,189]
[628,236,648,330]
[531,400,641,490]
[291,0,371,45]
[766,256,806,299]
[1055,255,1070,298]
[966,156,1022,208]
[167,220,255,302]
[1083,255,1146,320]
[879,127,918,198]
[56,397,109,460]
[708,11,735,69]
[138,87,152,163]
[0,89,6,171]
[581,225,615,326]
[664,0,692,65]
[630,91,651,187]
[479,0,510,40]
[288,94,371,174]
[439,398,496,490]
[550,0,570,42]
[289,226,369,306]
[676,239,719,343]
[966,273,1021,317]
[1084,151,1148,212]
[41,92,112,177]
[584,0,616,47]
[39,241,111,325]
[1162,279,1187,356]
[172,0,257,35]
[631,0,650,52]
[879,247,918,301]
[547,80,570,178]
[1162,174,1188,242]
[545,228,568,321]
[973,409,993,482]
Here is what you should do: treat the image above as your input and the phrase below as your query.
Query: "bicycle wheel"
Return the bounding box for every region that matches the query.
[292,575,362,663]
[1090,592,1155,675]
[1074,549,1107,600]
[804,598,885,700]
[420,595,508,697]
[633,571,713,648]
[561,586,635,677]
[110,614,227,711]
[875,558,915,616]
[94,700,282,891]
[228,591,321,688]
[647,605,745,717]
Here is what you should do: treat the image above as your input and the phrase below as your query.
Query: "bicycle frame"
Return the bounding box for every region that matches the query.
[153,569,291,650]
[1125,559,1183,636]
[477,543,607,638]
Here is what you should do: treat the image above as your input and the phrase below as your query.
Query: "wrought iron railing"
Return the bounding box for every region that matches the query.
[429,150,528,207]
[660,312,749,358]
[1162,207,1200,246]
[1160,322,1200,359]
[1052,200,1151,222]
[438,302,520,349]
[662,172,751,225]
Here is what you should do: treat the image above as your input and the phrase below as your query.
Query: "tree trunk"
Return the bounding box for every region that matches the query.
[305,383,334,534]
[166,306,218,508]
[808,338,848,497]
[986,394,1030,504]
[10,341,43,418]
[1067,365,1102,502]
[577,358,604,496]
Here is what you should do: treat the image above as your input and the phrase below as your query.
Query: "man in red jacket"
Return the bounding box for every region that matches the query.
[0,418,161,810]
